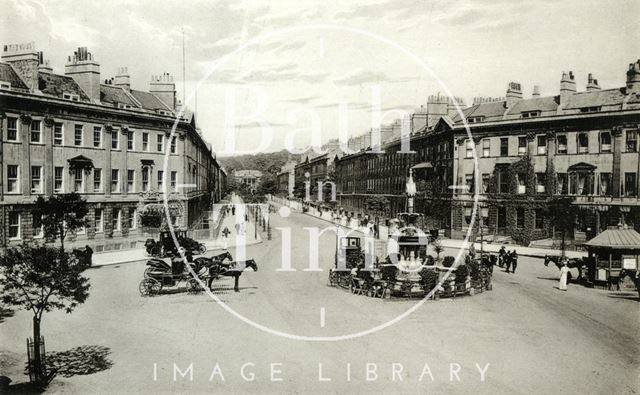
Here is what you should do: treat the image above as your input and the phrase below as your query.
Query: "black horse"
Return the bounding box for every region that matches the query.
[215,259,258,292]
[543,255,585,282]
[72,245,93,268]
[193,251,233,272]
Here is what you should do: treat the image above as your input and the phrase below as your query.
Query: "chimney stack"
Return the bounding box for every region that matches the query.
[626,59,640,94]
[506,81,523,107]
[65,47,100,103]
[38,58,52,74]
[114,67,130,90]
[150,72,177,110]
[1,42,40,92]
[559,71,576,103]
[532,85,541,97]
[586,73,601,91]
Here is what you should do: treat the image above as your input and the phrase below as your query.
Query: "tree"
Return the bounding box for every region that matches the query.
[365,195,390,219]
[33,193,88,251]
[0,244,91,385]
[546,196,579,256]
[257,173,278,196]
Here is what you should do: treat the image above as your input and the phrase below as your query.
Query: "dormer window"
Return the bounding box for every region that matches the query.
[580,106,600,113]
[63,92,80,101]
[467,116,485,123]
[156,110,171,116]
[0,81,11,90]
[117,103,132,109]
[521,111,540,118]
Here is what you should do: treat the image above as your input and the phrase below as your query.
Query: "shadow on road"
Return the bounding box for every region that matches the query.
[44,345,113,377]
[607,292,639,301]
[0,306,15,323]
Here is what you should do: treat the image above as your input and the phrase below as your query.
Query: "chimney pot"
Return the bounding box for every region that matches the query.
[586,73,601,91]
[626,59,640,94]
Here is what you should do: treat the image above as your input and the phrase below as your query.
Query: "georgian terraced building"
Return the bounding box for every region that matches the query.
[448,65,640,244]
[335,60,640,244]
[0,42,225,251]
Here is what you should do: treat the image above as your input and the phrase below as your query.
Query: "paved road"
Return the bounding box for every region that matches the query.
[1,207,638,394]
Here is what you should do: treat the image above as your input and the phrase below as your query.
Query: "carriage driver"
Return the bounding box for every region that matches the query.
[171,247,195,274]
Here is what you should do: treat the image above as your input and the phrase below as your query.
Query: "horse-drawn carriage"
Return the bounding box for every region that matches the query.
[139,257,205,296]
[144,230,207,258]
[139,250,258,296]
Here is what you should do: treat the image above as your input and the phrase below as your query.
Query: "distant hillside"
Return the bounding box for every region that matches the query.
[219,150,302,176]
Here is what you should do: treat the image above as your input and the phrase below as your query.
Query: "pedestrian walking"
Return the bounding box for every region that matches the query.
[505,251,512,273]
[222,226,230,238]
[469,242,476,259]
[498,246,506,267]
[511,250,518,273]
[558,260,570,291]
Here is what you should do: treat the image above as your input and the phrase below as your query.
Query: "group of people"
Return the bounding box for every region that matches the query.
[498,246,518,273]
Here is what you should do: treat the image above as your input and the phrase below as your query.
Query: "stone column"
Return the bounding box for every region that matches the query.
[122,126,129,197]
[44,116,55,195]
[526,131,536,158]
[612,127,623,198]
[545,130,556,196]
[104,124,113,197]
[19,114,32,198]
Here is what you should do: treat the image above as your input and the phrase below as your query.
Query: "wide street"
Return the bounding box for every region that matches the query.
[1,207,638,394]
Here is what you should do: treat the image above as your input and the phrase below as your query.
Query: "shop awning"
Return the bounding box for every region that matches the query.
[412,162,433,170]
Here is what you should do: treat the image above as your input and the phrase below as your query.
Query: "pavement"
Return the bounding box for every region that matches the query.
[1,200,636,394]
[92,197,262,267]
[277,200,587,260]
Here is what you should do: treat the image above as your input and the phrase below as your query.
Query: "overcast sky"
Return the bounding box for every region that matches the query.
[2,0,638,154]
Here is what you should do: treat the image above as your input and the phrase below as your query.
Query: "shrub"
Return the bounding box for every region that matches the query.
[442,256,456,267]
[455,264,469,283]
[419,267,438,291]
[467,259,480,281]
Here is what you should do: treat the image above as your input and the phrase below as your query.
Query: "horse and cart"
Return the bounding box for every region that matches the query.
[139,250,258,296]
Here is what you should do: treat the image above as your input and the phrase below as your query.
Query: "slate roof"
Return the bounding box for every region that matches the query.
[507,96,559,114]
[453,87,639,125]
[0,63,29,91]
[585,228,640,249]
[130,89,172,111]
[38,72,90,101]
[100,84,138,107]
[454,100,506,122]
[562,88,626,110]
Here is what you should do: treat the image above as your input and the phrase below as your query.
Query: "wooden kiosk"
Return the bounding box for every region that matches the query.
[584,226,640,284]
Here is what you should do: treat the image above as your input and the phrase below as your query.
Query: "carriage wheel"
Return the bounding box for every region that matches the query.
[139,278,161,296]
[198,244,207,255]
[187,278,203,294]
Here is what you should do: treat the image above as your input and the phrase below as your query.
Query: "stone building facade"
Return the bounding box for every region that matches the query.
[334,60,640,244]
[0,42,224,251]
